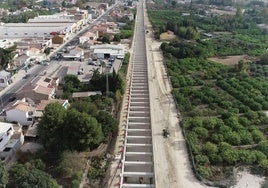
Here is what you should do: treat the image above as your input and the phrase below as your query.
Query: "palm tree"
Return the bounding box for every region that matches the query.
[100,60,106,74]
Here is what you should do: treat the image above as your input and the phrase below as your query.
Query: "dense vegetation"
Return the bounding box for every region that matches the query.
[148,2,268,184]
[7,159,59,188]
[0,46,17,70]
[149,9,268,56]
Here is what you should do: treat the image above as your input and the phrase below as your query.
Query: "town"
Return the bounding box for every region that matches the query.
[0,0,268,188]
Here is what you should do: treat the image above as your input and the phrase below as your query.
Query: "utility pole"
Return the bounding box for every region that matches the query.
[106,70,109,96]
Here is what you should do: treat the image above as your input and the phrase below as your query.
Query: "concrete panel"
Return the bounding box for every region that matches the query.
[127,130,151,136]
[124,163,153,172]
[128,117,150,123]
[126,145,152,152]
[126,137,152,144]
[128,122,151,129]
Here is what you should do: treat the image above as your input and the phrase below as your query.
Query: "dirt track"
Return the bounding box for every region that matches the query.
[144,3,208,188]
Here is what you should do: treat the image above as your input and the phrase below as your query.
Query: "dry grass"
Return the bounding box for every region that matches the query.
[208,55,258,66]
[160,32,176,41]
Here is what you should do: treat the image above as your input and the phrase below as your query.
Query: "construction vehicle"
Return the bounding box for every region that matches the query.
[162,128,170,138]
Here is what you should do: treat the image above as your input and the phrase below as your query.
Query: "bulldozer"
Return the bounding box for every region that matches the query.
[162,128,170,138]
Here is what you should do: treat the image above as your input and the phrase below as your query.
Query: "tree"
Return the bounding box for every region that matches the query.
[193,127,208,138]
[224,131,241,145]
[64,109,103,151]
[260,53,268,65]
[75,0,83,8]
[0,46,16,70]
[238,130,253,145]
[260,159,268,173]
[56,151,86,179]
[44,47,51,58]
[261,8,268,24]
[257,141,268,156]
[197,165,212,179]
[202,141,218,155]
[101,35,110,44]
[195,154,210,165]
[71,100,98,117]
[8,163,59,188]
[222,149,239,165]
[252,129,265,143]
[113,34,121,42]
[0,161,8,187]
[238,150,256,165]
[97,111,118,142]
[38,103,67,152]
[171,0,177,8]
[62,0,67,7]
[63,75,82,93]
[235,8,243,20]
[39,103,104,152]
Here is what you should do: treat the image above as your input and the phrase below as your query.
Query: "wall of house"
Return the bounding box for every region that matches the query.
[0,126,13,151]
[52,36,64,44]
[6,109,34,126]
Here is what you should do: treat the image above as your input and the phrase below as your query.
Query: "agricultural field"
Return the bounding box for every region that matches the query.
[147,2,268,184]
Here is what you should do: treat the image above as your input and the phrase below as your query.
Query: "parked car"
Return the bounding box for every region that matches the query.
[8,96,16,102]
[23,74,30,79]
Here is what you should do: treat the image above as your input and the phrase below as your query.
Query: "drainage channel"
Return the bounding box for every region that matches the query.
[119,0,155,188]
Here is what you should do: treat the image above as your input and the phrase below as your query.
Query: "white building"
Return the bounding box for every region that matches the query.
[0,70,12,88]
[0,122,24,164]
[90,44,125,59]
[5,99,35,126]
[0,23,73,39]
[0,122,14,151]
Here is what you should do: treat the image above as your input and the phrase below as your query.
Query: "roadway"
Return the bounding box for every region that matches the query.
[0,2,120,110]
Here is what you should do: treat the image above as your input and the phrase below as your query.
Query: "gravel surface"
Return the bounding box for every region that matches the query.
[144,4,208,188]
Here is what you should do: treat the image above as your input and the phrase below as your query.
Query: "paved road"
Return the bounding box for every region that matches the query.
[0,2,120,110]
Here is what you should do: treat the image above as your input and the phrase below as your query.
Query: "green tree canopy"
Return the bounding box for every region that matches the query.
[71,100,98,117]
[0,161,8,187]
[0,46,16,70]
[38,102,67,152]
[64,109,103,151]
[8,163,59,188]
[63,75,82,93]
[97,111,118,142]
[38,103,103,152]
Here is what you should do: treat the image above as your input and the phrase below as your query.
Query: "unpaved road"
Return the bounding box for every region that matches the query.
[107,2,209,188]
[144,3,208,188]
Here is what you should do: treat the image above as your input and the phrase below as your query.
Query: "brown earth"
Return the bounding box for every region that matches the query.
[208,55,259,66]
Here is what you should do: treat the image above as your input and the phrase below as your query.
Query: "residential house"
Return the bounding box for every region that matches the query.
[62,46,84,60]
[26,47,41,57]
[35,99,70,118]
[5,99,35,125]
[92,24,108,36]
[52,35,65,45]
[0,70,12,88]
[125,13,134,21]
[79,30,98,45]
[106,22,120,34]
[17,76,59,103]
[13,54,29,67]
[0,122,24,164]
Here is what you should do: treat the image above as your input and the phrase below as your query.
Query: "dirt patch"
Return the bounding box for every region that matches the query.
[232,168,265,188]
[160,32,176,41]
[208,55,258,66]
